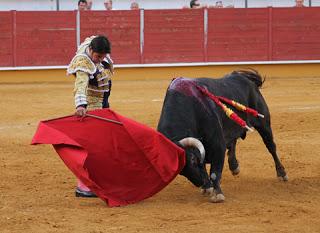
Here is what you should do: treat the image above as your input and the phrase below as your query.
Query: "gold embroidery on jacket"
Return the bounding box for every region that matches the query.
[67,54,96,75]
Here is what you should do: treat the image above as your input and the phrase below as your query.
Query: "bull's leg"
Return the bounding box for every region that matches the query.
[208,145,226,203]
[256,124,288,181]
[227,140,240,175]
[200,172,214,196]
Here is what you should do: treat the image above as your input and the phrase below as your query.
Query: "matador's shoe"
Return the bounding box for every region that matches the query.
[75,187,97,198]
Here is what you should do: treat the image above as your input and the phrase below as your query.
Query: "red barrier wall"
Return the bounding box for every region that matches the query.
[14,11,77,66]
[80,10,141,64]
[207,8,270,62]
[272,7,320,60]
[1,7,320,67]
[0,12,14,67]
[144,9,204,63]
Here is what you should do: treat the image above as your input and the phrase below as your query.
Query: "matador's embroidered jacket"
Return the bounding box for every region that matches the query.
[67,36,114,110]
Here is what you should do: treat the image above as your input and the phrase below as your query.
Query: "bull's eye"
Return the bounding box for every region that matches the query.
[190,156,198,166]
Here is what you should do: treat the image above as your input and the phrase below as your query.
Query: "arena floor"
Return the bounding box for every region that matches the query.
[1,74,320,232]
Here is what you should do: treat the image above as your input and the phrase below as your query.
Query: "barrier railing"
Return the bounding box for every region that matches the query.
[0,7,320,68]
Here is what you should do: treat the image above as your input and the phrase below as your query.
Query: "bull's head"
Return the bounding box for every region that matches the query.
[178,138,212,189]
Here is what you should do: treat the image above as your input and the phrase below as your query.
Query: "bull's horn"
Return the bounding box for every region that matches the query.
[178,137,205,164]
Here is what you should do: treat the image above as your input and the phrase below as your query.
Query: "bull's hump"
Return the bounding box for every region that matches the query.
[169,77,198,97]
[168,77,218,114]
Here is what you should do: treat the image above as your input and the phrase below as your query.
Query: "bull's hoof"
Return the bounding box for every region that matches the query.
[201,187,214,196]
[278,175,289,182]
[231,166,240,176]
[209,193,225,203]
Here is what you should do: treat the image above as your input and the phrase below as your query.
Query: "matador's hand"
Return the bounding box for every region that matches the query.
[75,106,87,117]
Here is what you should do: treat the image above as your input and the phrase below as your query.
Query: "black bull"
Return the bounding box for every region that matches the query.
[157,70,288,202]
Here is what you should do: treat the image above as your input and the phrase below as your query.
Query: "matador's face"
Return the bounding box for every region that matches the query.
[88,48,106,64]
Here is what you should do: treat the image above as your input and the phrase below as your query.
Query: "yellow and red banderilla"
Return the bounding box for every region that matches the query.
[216,96,264,119]
[195,85,264,132]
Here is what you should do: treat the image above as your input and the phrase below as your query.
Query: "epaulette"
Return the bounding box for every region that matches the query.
[67,54,96,75]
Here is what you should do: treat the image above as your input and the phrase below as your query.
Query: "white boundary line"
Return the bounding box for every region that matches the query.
[288,106,320,110]
[1,60,320,71]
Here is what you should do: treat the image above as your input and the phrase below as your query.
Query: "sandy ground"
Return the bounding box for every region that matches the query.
[0,75,320,233]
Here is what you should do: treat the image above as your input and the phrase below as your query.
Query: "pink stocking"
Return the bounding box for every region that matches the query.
[77,179,91,192]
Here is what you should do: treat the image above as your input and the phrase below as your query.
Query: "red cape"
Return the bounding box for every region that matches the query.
[31,109,185,207]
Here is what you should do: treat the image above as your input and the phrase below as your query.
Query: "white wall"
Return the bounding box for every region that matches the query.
[0,0,56,11]
[0,0,318,11]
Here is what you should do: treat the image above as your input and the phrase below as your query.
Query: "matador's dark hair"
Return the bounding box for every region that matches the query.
[78,0,87,6]
[89,35,111,54]
[190,0,199,8]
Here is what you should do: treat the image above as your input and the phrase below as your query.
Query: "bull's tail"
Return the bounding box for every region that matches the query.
[231,69,265,88]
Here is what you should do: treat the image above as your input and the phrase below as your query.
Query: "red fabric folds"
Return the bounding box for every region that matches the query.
[31,109,185,207]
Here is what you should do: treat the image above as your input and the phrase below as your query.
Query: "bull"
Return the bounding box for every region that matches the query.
[157,70,288,203]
